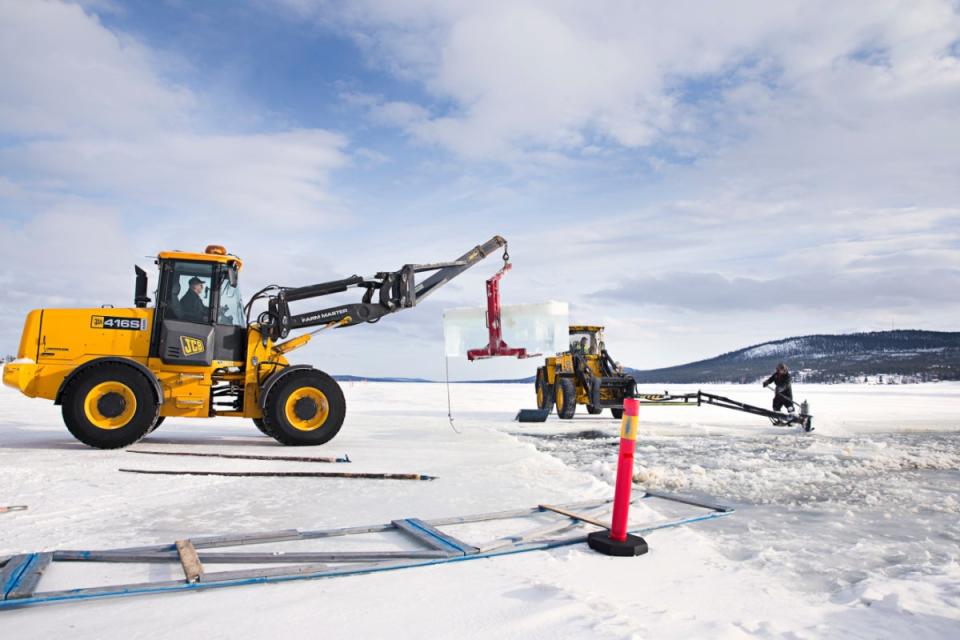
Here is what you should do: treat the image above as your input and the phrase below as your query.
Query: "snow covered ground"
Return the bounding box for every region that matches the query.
[1,381,958,638]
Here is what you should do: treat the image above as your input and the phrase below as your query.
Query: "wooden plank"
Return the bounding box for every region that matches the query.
[175,540,203,584]
[539,504,610,529]
[7,553,53,600]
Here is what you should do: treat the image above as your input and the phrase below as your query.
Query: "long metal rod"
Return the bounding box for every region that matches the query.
[54,550,452,564]
[126,450,350,464]
[642,489,735,513]
[119,468,435,481]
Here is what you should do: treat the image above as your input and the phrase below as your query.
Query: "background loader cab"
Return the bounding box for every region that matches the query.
[534,325,637,420]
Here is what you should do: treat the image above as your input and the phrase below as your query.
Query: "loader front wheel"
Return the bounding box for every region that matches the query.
[587,404,603,415]
[610,408,624,420]
[147,416,165,434]
[262,370,345,446]
[556,377,577,420]
[62,365,158,449]
[535,368,554,412]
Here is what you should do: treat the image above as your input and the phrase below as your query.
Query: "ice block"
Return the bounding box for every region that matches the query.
[443,301,569,358]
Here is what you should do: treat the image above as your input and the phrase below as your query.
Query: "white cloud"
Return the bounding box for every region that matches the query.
[0,0,353,354]
[0,1,352,224]
[0,0,193,137]
[283,0,960,164]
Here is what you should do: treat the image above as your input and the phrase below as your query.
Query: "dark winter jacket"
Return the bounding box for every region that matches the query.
[179,290,207,323]
[763,371,793,397]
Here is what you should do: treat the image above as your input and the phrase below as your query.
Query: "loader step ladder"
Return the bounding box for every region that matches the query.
[0,491,732,610]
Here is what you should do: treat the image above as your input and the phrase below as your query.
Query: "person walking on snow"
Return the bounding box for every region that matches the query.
[763,362,794,412]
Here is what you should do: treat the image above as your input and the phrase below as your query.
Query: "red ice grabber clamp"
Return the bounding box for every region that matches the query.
[588,398,649,556]
[466,249,537,361]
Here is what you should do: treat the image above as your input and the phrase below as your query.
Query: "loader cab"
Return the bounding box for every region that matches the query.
[150,246,246,366]
[568,325,604,357]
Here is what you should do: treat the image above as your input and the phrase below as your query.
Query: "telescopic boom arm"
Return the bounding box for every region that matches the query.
[254,236,508,341]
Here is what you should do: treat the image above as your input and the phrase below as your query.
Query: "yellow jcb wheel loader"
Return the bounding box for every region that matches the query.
[534,325,637,420]
[3,237,508,449]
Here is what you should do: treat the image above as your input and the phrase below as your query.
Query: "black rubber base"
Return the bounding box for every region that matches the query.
[587,531,649,557]
[516,409,550,423]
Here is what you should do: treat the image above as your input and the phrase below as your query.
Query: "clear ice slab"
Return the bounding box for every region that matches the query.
[442,301,569,358]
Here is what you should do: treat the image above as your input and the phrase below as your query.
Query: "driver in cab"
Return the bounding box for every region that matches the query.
[179,277,207,323]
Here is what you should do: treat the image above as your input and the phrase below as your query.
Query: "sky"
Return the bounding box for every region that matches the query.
[1,0,958,380]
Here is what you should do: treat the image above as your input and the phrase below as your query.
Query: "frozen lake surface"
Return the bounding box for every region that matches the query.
[1,380,958,638]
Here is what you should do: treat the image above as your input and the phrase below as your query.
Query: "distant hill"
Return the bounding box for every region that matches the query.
[333,374,433,383]
[627,330,960,384]
[333,374,531,384]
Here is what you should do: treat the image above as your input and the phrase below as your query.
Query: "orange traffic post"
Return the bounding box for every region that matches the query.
[587,398,648,556]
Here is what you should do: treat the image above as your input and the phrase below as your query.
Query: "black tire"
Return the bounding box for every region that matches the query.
[262,369,346,446]
[587,404,603,415]
[556,377,577,420]
[147,416,165,434]
[610,408,624,420]
[61,364,159,449]
[535,368,554,412]
[252,417,272,436]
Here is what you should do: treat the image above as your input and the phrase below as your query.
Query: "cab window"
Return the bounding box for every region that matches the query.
[217,276,245,327]
[569,331,595,355]
[165,262,214,324]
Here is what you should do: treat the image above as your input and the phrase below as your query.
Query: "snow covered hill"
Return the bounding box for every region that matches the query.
[628,330,960,383]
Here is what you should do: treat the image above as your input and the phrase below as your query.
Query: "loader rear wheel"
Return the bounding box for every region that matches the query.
[62,365,158,449]
[262,370,345,446]
[610,408,624,420]
[587,404,603,415]
[556,377,577,420]
[535,368,554,412]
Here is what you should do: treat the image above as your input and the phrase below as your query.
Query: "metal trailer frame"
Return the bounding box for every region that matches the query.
[0,491,732,610]
[636,390,813,431]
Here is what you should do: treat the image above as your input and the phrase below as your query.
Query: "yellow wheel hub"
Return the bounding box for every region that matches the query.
[536,383,544,406]
[84,381,137,430]
[284,387,329,432]
[556,384,564,407]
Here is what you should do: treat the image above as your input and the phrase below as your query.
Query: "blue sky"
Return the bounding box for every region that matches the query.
[1,0,959,379]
